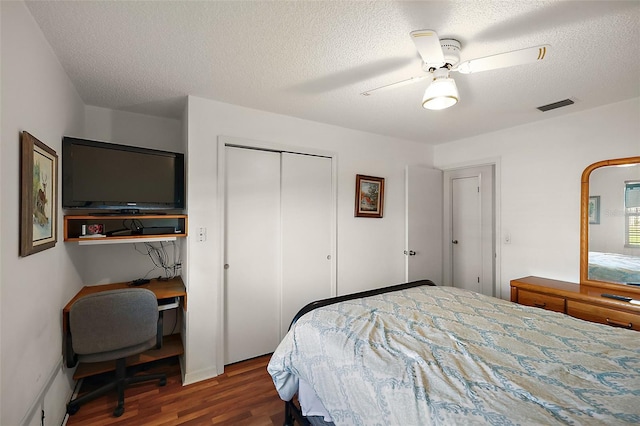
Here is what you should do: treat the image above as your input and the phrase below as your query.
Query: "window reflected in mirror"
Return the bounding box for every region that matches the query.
[587,162,640,285]
[626,181,640,247]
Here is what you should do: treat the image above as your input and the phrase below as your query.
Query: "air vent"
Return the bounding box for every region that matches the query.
[537,99,575,112]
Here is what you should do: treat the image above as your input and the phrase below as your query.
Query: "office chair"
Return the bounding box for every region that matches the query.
[66,288,167,417]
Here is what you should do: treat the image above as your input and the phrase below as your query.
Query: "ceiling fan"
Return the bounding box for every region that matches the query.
[361,30,550,110]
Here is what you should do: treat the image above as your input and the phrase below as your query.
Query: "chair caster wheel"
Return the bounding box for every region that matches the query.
[113,405,124,417]
[159,377,167,386]
[67,403,80,415]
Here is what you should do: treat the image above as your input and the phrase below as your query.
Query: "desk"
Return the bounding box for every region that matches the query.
[63,276,187,379]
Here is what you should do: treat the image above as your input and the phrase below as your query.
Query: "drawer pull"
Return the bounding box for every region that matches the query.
[605,318,632,329]
[533,302,547,308]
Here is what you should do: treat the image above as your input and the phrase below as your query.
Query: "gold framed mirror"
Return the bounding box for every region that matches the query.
[580,156,640,291]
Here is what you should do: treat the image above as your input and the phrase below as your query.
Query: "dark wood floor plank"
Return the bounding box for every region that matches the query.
[66,354,285,426]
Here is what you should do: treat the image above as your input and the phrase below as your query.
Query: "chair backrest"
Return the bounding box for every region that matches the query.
[70,288,158,356]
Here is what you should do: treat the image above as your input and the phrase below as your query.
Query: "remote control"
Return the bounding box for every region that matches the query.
[601,293,632,302]
[131,278,151,286]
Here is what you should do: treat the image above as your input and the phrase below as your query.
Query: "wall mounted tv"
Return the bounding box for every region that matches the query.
[62,137,185,212]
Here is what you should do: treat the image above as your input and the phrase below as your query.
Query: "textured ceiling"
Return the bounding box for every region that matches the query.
[25,1,640,145]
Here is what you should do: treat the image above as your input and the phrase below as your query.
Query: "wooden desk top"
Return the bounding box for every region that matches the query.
[63,276,186,332]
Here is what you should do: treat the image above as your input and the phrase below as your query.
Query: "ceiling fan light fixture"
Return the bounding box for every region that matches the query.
[422,68,458,110]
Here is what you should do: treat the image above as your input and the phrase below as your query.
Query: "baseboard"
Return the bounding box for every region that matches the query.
[20,357,65,425]
[181,363,220,386]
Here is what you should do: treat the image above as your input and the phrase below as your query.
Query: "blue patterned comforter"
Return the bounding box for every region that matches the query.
[268,286,640,425]
[589,251,640,284]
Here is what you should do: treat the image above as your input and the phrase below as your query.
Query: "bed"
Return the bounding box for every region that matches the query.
[267,280,640,425]
[588,251,640,284]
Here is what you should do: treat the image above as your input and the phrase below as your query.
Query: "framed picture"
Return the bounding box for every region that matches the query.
[588,195,600,225]
[355,174,385,218]
[20,131,58,256]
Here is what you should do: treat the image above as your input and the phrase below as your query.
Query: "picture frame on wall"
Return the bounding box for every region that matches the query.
[20,131,58,256]
[588,195,600,225]
[355,174,385,218]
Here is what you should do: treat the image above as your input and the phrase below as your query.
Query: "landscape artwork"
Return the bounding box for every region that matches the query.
[33,145,54,238]
[20,131,58,256]
[588,195,600,225]
[355,174,385,218]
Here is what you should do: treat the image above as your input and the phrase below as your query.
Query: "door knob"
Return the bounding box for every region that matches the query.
[452,240,459,244]
[404,250,416,256]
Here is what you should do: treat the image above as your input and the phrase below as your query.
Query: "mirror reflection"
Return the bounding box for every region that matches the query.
[588,162,640,284]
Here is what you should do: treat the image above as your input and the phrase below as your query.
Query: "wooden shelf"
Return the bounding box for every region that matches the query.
[73,333,184,380]
[64,214,187,244]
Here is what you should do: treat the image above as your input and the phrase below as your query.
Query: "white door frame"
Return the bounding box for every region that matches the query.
[216,135,338,373]
[440,158,501,299]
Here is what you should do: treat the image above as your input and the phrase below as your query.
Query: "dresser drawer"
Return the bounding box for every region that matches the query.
[517,289,565,313]
[567,300,640,331]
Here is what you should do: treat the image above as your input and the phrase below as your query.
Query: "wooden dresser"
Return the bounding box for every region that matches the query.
[511,276,640,331]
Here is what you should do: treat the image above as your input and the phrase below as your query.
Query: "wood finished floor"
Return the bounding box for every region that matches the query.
[65,354,285,426]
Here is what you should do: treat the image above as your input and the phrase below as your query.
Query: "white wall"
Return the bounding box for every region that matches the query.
[1,2,85,425]
[434,98,640,298]
[184,96,433,381]
[84,105,183,153]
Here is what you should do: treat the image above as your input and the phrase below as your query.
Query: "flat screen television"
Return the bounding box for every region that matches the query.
[62,137,185,211]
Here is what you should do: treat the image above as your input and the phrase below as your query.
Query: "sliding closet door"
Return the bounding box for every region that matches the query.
[224,147,281,364]
[280,153,332,336]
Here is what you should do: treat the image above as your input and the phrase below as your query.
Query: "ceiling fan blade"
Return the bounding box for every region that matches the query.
[410,30,444,68]
[361,75,430,96]
[456,44,550,74]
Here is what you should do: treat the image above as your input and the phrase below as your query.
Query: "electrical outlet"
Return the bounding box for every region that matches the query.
[198,227,207,242]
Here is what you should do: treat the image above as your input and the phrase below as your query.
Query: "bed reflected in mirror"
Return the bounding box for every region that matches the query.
[581,157,640,287]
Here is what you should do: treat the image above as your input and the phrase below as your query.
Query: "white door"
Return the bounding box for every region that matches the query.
[405,166,443,284]
[280,153,332,336]
[224,147,281,364]
[451,176,482,292]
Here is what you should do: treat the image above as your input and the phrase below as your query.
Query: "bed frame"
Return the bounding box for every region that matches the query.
[282,279,436,426]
